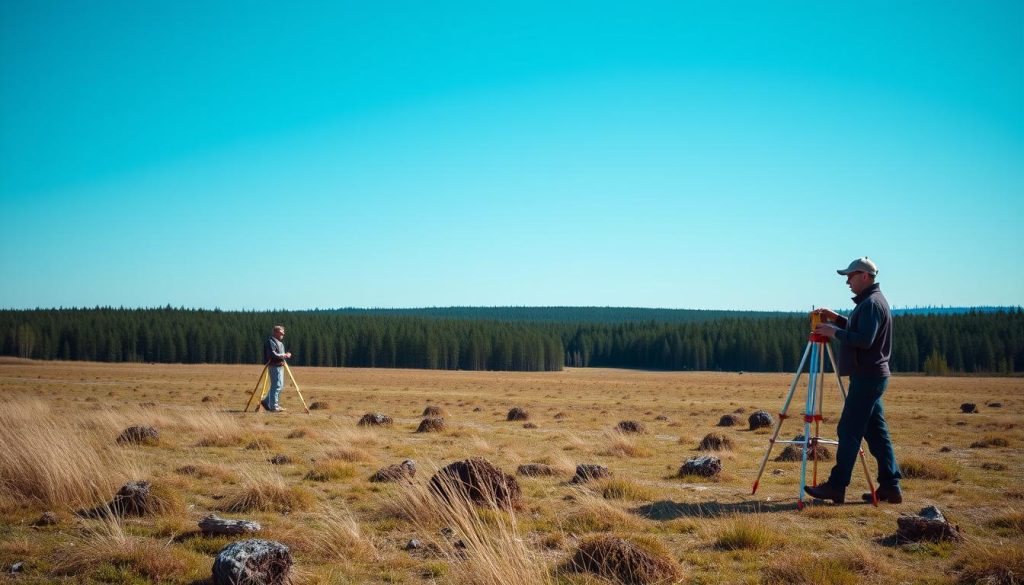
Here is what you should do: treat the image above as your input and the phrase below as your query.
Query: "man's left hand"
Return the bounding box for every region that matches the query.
[814,323,838,339]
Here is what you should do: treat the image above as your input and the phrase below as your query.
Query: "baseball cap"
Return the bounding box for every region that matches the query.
[837,257,878,276]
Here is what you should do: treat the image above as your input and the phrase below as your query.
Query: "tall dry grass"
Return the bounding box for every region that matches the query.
[52,513,206,582]
[0,399,142,509]
[391,467,555,585]
[308,503,379,564]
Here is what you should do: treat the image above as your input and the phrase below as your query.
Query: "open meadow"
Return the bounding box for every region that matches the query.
[0,358,1021,584]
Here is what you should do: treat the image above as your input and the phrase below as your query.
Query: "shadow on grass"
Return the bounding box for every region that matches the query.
[634,497,878,519]
[633,499,799,518]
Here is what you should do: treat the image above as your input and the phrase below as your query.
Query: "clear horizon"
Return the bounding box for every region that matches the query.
[3,2,1022,312]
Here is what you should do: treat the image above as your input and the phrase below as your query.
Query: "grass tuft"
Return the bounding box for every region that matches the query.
[899,456,961,480]
[599,478,657,501]
[221,471,315,513]
[714,515,777,550]
[305,460,358,482]
[599,431,653,458]
[970,433,1012,448]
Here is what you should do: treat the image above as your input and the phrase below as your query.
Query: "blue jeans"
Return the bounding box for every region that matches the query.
[828,376,901,489]
[265,366,284,408]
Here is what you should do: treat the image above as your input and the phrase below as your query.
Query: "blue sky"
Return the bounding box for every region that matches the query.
[2,1,1022,311]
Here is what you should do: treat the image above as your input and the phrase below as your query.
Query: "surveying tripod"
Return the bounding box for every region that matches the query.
[751,313,877,509]
[243,360,311,415]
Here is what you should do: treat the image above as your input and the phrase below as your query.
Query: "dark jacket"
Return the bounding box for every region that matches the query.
[834,283,892,377]
[264,336,287,366]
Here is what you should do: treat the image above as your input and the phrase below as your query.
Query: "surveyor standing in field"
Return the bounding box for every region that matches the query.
[261,325,292,412]
[804,257,902,504]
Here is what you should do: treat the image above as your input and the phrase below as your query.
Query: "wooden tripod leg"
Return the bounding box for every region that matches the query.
[859,448,878,506]
[257,368,271,411]
[282,361,310,415]
[753,341,813,495]
[244,363,271,412]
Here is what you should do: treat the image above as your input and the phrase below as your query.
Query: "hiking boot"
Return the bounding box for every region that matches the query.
[270,406,286,413]
[804,481,846,504]
[863,485,902,504]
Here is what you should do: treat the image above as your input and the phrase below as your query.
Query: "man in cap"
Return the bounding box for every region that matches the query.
[804,257,902,504]
[261,325,292,412]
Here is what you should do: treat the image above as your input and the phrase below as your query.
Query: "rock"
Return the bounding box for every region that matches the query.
[472,407,482,412]
[416,417,446,433]
[523,422,538,429]
[939,446,952,453]
[507,407,529,421]
[201,396,216,403]
[988,402,1003,408]
[896,506,963,543]
[370,460,417,482]
[8,562,24,574]
[717,414,743,427]
[429,458,521,510]
[269,454,293,465]
[33,511,58,526]
[516,463,557,477]
[116,425,160,446]
[748,410,774,430]
[212,539,293,585]
[698,433,734,451]
[678,455,721,478]
[654,415,669,421]
[616,420,646,434]
[960,403,978,414]
[110,480,157,515]
[422,405,446,417]
[405,539,422,550]
[357,413,393,427]
[78,480,159,517]
[568,536,683,584]
[199,514,262,536]
[308,401,329,410]
[570,464,611,484]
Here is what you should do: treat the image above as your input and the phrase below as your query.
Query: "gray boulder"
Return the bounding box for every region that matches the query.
[678,455,721,478]
[896,506,963,543]
[212,539,293,585]
[748,410,774,430]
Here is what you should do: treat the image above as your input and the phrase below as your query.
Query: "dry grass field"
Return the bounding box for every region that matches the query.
[0,357,1021,584]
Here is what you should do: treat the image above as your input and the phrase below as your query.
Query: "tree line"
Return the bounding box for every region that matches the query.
[1,307,1020,374]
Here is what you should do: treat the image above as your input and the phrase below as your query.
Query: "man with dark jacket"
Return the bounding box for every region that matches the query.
[804,257,902,504]
[261,325,292,412]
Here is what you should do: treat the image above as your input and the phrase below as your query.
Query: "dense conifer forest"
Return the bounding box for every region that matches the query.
[1,307,1021,374]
